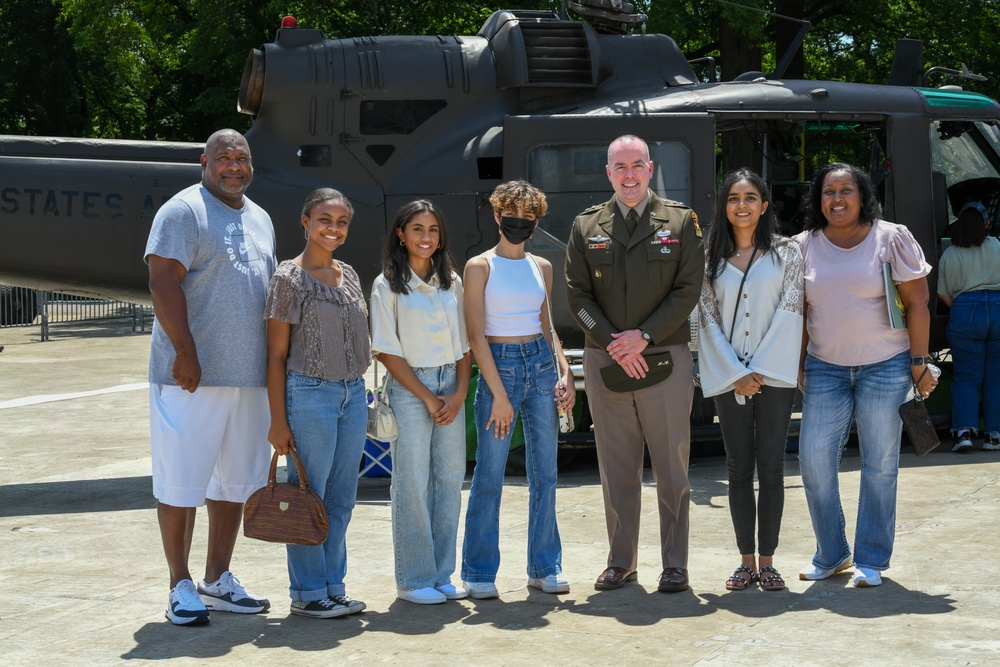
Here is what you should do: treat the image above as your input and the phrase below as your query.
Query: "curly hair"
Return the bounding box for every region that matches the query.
[804,162,882,231]
[706,168,778,284]
[381,200,457,294]
[488,180,548,218]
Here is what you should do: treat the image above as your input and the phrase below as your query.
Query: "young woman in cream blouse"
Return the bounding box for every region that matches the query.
[370,200,472,605]
[697,168,804,592]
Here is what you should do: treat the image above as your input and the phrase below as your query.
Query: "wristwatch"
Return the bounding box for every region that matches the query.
[640,329,652,344]
[911,355,926,366]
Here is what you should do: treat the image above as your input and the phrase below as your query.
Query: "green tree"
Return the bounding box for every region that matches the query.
[5,1,999,141]
[0,1,87,135]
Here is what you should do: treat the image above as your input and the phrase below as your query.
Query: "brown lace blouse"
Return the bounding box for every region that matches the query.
[264,260,371,381]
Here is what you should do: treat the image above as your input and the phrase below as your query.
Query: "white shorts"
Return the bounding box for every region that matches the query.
[150,384,271,507]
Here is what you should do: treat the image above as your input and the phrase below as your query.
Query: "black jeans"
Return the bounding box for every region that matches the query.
[714,385,796,556]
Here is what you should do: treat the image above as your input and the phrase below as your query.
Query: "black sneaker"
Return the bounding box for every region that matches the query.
[952,430,973,453]
[984,432,1000,451]
[330,593,366,614]
[290,596,353,618]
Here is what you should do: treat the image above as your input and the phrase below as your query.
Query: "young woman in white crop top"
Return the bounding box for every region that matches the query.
[460,180,575,599]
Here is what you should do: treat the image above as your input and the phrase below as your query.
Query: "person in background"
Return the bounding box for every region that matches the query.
[265,188,371,618]
[565,134,704,593]
[370,200,471,605]
[937,201,1000,452]
[794,162,936,588]
[461,180,575,599]
[145,128,275,626]
[698,168,803,592]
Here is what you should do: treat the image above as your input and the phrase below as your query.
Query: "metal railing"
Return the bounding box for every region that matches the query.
[0,287,150,340]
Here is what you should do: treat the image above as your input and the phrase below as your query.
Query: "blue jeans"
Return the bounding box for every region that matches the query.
[947,289,1000,434]
[284,371,367,601]
[798,351,911,571]
[387,364,466,591]
[462,336,563,582]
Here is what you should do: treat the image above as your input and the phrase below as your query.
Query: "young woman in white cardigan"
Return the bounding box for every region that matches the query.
[697,169,804,592]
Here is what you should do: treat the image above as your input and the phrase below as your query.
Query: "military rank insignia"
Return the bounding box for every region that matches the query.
[691,211,702,238]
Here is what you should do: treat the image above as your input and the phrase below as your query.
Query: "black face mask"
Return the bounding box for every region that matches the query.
[499,216,535,245]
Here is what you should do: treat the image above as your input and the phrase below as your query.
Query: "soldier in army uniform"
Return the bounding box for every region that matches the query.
[565,134,704,593]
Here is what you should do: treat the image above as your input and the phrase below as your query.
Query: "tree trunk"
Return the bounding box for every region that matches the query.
[719,14,763,175]
[774,0,806,79]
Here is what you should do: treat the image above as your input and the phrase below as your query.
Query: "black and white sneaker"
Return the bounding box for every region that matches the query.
[952,430,974,453]
[166,579,210,626]
[290,596,354,618]
[984,432,1000,451]
[330,593,366,614]
[197,571,270,614]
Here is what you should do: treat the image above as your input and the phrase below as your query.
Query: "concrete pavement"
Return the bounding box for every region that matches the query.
[1,320,999,666]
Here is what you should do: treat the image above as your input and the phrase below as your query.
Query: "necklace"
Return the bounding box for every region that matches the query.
[734,246,754,257]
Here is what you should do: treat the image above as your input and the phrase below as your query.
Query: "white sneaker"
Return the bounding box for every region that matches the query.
[166,579,210,626]
[435,583,468,600]
[397,587,447,605]
[464,581,499,599]
[197,571,269,614]
[799,555,853,581]
[851,567,883,587]
[527,574,570,594]
[984,433,1000,451]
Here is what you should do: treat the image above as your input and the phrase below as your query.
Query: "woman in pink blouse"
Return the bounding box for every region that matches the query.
[794,163,937,588]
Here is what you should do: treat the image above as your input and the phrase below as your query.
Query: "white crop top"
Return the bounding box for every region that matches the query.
[483,254,545,336]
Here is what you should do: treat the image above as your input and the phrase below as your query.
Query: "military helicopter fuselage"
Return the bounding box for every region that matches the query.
[3,7,999,434]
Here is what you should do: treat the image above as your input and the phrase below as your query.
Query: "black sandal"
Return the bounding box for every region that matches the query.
[725,565,758,591]
[759,566,785,591]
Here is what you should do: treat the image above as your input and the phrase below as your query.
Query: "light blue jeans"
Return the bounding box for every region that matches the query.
[462,336,563,582]
[387,364,466,591]
[284,371,367,601]
[947,289,1000,434]
[798,351,911,571]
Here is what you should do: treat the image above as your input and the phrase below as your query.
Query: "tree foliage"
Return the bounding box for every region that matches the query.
[2,1,997,141]
[0,1,86,136]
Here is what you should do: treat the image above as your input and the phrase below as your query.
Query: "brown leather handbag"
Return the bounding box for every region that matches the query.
[244,450,329,545]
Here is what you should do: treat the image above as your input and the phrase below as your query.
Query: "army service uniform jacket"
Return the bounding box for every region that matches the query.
[565,192,704,350]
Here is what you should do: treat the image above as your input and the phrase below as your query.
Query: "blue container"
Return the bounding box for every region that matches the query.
[361,438,392,477]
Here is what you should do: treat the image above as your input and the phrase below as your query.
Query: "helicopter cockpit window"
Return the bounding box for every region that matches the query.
[360,100,447,135]
[526,141,691,245]
[930,120,1000,235]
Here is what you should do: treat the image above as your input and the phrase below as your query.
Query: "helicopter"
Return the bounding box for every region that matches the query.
[2,0,998,439]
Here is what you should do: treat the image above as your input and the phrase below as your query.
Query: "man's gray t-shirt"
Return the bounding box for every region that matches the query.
[144,184,276,387]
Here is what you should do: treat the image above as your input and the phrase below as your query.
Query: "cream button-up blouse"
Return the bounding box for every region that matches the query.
[370,269,470,367]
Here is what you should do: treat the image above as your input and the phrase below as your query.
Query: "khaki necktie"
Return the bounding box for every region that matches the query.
[625,208,638,236]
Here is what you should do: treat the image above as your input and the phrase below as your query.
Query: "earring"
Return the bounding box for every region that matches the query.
[303,229,308,239]
[438,243,443,249]
[399,239,405,246]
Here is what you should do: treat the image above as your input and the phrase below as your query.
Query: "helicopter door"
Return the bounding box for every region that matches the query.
[502,113,716,344]
[502,113,716,248]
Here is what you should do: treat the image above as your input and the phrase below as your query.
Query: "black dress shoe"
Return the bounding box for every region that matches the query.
[657,567,689,593]
[595,567,637,590]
